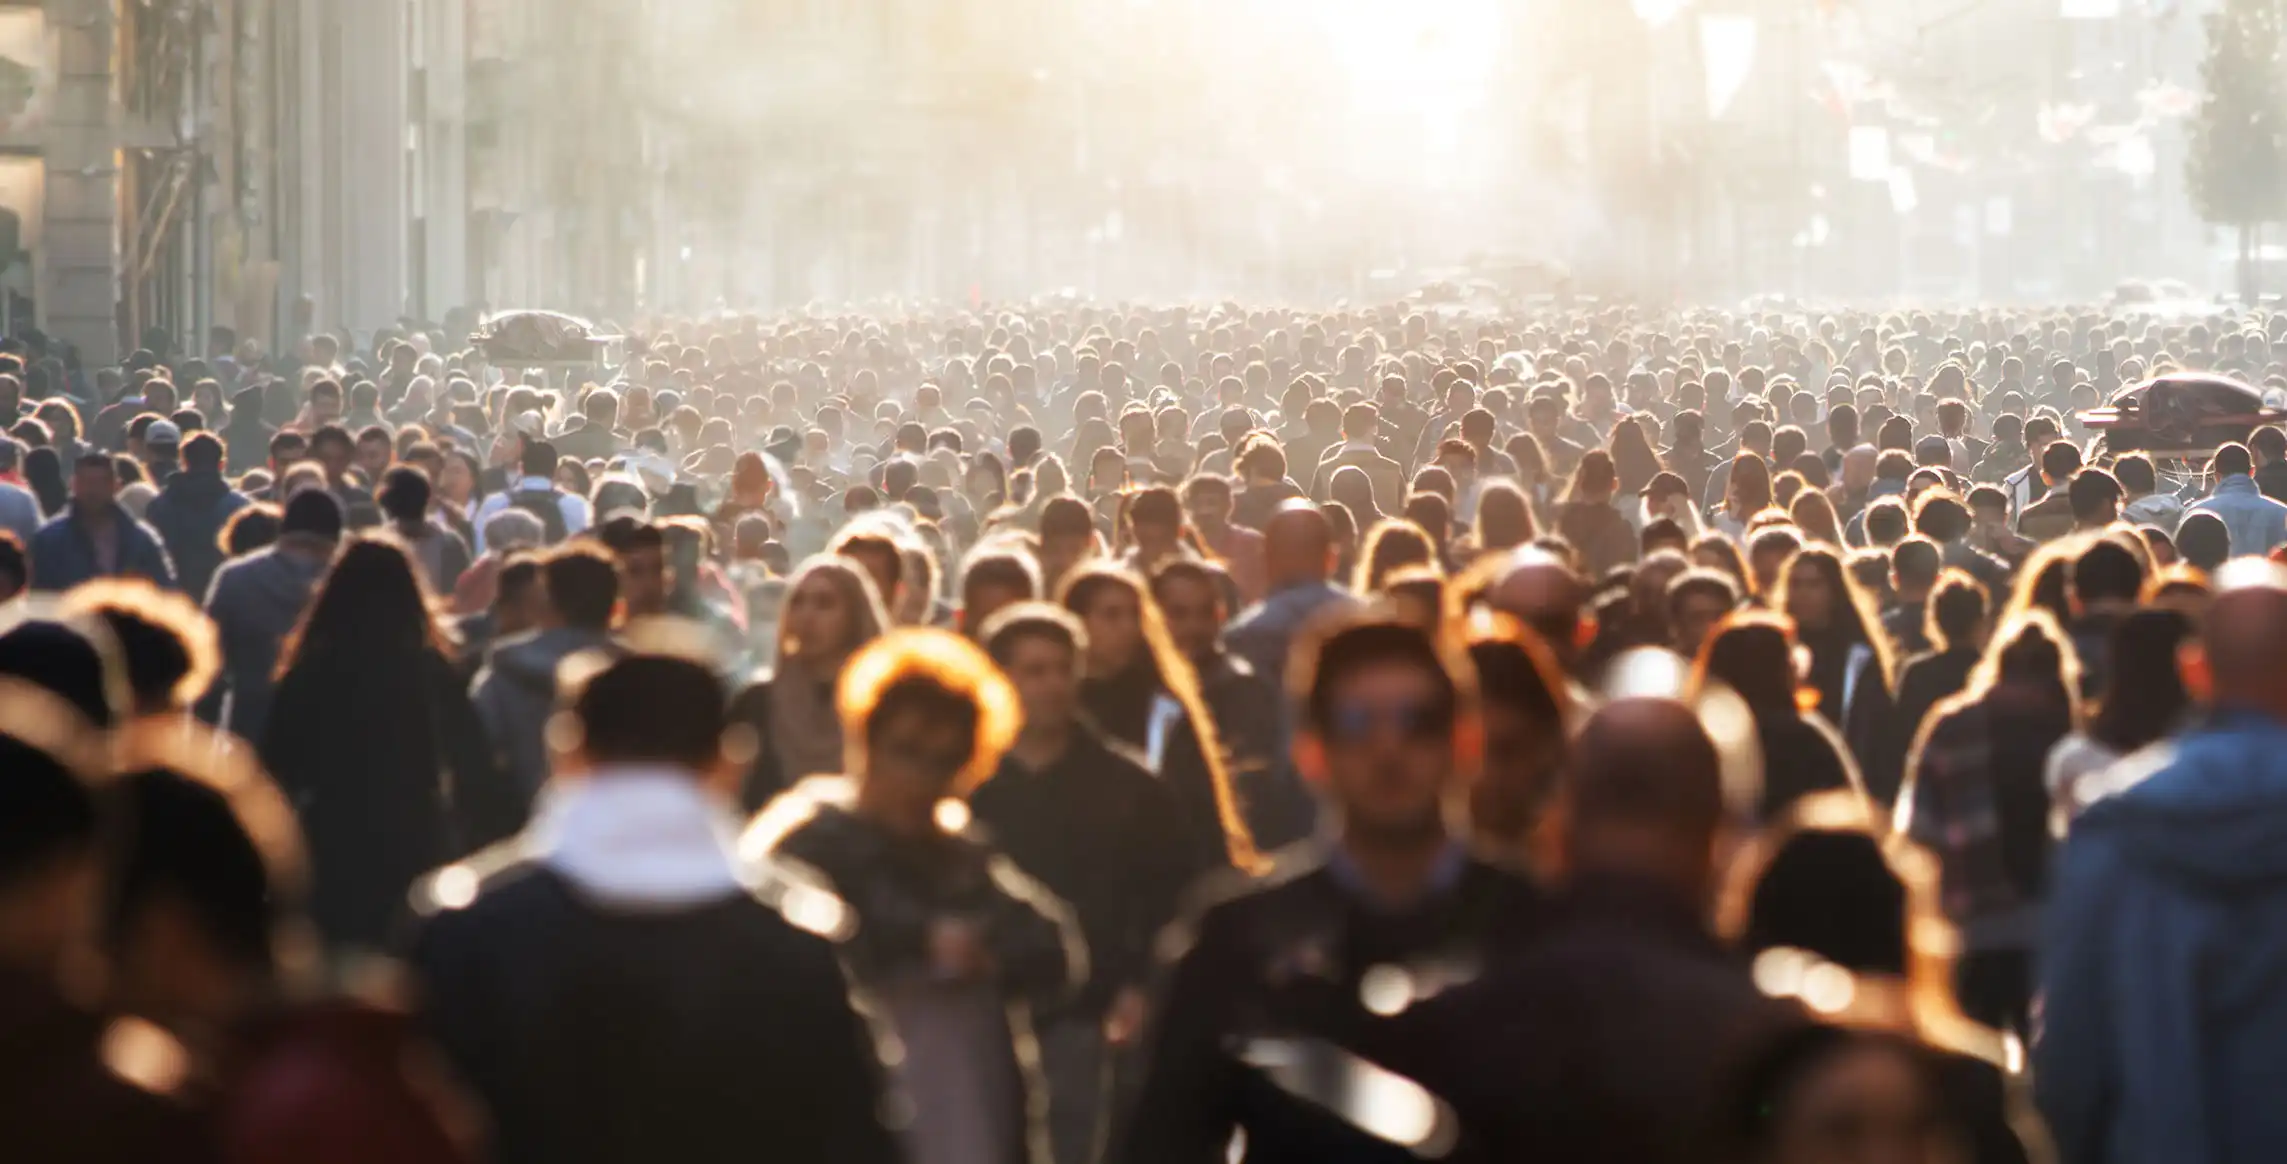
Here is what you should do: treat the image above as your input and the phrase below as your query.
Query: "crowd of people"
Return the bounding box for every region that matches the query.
[7,299,2287,1163]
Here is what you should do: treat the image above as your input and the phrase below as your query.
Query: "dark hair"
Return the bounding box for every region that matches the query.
[1910,492,1970,543]
[1927,569,1988,652]
[1863,497,1910,545]
[2068,468,2123,523]
[104,767,284,973]
[1474,481,1535,552]
[1891,536,1941,592]
[2040,438,2086,481]
[0,733,97,886]
[307,424,353,456]
[980,602,1085,666]
[1296,617,1467,734]
[221,502,282,556]
[2072,537,2145,606]
[2114,453,2157,496]
[2214,441,2255,478]
[181,431,224,472]
[1041,495,1095,542]
[961,551,1040,606]
[544,543,620,630]
[1725,453,1772,515]
[279,488,344,540]
[572,653,728,770]
[377,465,432,524]
[2088,608,2192,751]
[2177,510,2231,571]
[597,513,665,557]
[277,538,452,676]
[1740,828,1909,975]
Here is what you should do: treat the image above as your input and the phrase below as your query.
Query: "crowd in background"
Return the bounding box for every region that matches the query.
[8,299,2287,1163]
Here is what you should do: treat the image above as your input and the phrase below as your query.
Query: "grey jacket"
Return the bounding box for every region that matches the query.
[471,626,619,797]
[203,534,331,742]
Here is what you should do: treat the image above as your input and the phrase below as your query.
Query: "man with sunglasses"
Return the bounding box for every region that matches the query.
[1117,613,1545,1164]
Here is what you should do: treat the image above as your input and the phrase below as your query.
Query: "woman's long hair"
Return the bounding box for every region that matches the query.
[275,536,453,679]
[1997,538,2076,630]
[1691,531,1756,600]
[23,445,64,516]
[1723,453,1773,520]
[1354,518,1439,594]
[1559,449,1619,506]
[1608,416,1664,496]
[775,555,890,666]
[1058,564,1262,871]
[2088,608,2192,752]
[1474,481,1536,554]
[1789,488,1844,548]
[1695,612,1803,721]
[1774,545,1895,691]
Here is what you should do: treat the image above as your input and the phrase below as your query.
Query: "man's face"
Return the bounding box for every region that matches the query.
[1155,575,1221,662]
[356,438,391,480]
[1313,661,1458,844]
[1003,637,1080,736]
[314,438,352,481]
[618,546,671,615]
[1843,450,1876,493]
[1674,593,1731,658]
[71,463,116,510]
[311,390,341,422]
[858,707,974,833]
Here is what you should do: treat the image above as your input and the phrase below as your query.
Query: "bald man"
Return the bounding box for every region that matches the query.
[1359,698,1799,1164]
[1222,500,1360,694]
[2040,561,2287,1164]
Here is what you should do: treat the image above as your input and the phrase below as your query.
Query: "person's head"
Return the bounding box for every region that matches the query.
[2039,438,2085,486]
[58,580,218,717]
[1926,568,1989,654]
[981,603,1088,738]
[180,431,224,476]
[596,514,671,617]
[1777,544,1880,653]
[1149,558,1231,662]
[1889,536,1941,603]
[2178,509,2232,572]
[558,636,740,781]
[1667,568,1741,660]
[1696,612,1802,718]
[2089,607,2194,752]
[2114,452,2158,499]
[1038,495,1098,590]
[541,542,619,633]
[1125,485,1184,562]
[2067,468,2123,528]
[279,537,449,673]
[1355,519,1437,594]
[2212,440,2256,480]
[958,550,1040,637]
[2071,536,2145,612]
[354,426,393,481]
[1486,545,1591,668]
[1262,499,1337,588]
[1464,618,1572,858]
[1180,473,1234,532]
[307,424,354,482]
[0,692,103,973]
[1057,565,1157,677]
[1293,614,1480,848]
[779,555,889,666]
[841,629,1021,834]
[1554,698,1725,899]
[1746,525,1804,594]
[100,754,304,1031]
[2188,560,2287,717]
[70,451,117,511]
[376,464,433,527]
[1473,481,1535,554]
[1726,452,1773,516]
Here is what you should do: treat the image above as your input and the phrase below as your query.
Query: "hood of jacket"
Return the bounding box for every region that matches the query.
[2122,492,2185,527]
[2078,710,2287,890]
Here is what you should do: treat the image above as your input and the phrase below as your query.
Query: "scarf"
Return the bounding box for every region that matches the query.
[769,655,848,780]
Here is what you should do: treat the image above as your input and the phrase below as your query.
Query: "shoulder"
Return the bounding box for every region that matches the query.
[1159,845,1333,961]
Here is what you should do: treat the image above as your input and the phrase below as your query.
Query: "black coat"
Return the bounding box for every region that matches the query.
[1114,851,1546,1164]
[1888,648,1981,797]
[261,648,518,950]
[970,728,1209,1016]
[0,967,217,1164]
[1364,874,1808,1164]
[1082,665,1241,870]
[407,860,899,1164]
[1755,710,1863,822]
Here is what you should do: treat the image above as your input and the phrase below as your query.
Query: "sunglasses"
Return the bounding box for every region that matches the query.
[1325,699,1452,745]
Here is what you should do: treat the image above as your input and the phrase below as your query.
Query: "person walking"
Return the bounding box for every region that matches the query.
[145,432,249,602]
[29,452,176,591]
[261,537,516,951]
[411,641,900,1164]
[470,543,622,803]
[204,490,340,743]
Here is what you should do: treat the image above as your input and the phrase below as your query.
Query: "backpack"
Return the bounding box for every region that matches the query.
[510,487,569,544]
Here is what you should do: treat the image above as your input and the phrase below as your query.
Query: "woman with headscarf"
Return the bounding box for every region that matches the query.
[729,555,890,811]
[1776,545,1897,792]
[1060,565,1259,872]
[260,537,516,952]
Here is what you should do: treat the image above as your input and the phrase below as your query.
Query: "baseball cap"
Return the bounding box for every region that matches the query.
[144,419,181,448]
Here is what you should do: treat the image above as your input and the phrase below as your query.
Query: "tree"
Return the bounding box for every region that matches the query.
[2189,0,2287,303]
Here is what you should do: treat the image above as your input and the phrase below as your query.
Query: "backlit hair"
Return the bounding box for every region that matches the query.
[836,628,1022,796]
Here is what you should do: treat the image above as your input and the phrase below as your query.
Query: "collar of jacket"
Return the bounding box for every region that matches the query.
[526,765,751,908]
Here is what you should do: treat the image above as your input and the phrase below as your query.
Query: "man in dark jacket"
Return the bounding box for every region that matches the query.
[220,385,275,475]
[972,604,1206,1164]
[203,489,338,742]
[1364,698,1805,1164]
[1154,558,1314,848]
[29,452,177,592]
[471,543,620,800]
[409,644,899,1164]
[1116,615,1545,1164]
[145,432,249,602]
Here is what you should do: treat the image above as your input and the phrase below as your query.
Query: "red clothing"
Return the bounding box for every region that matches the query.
[1203,523,1268,607]
[215,1000,475,1164]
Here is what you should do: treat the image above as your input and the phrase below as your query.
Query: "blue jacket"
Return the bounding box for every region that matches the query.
[2185,475,2287,558]
[27,504,176,592]
[2037,710,2287,1164]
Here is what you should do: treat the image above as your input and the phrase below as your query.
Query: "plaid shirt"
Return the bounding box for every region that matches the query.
[1902,689,2067,928]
